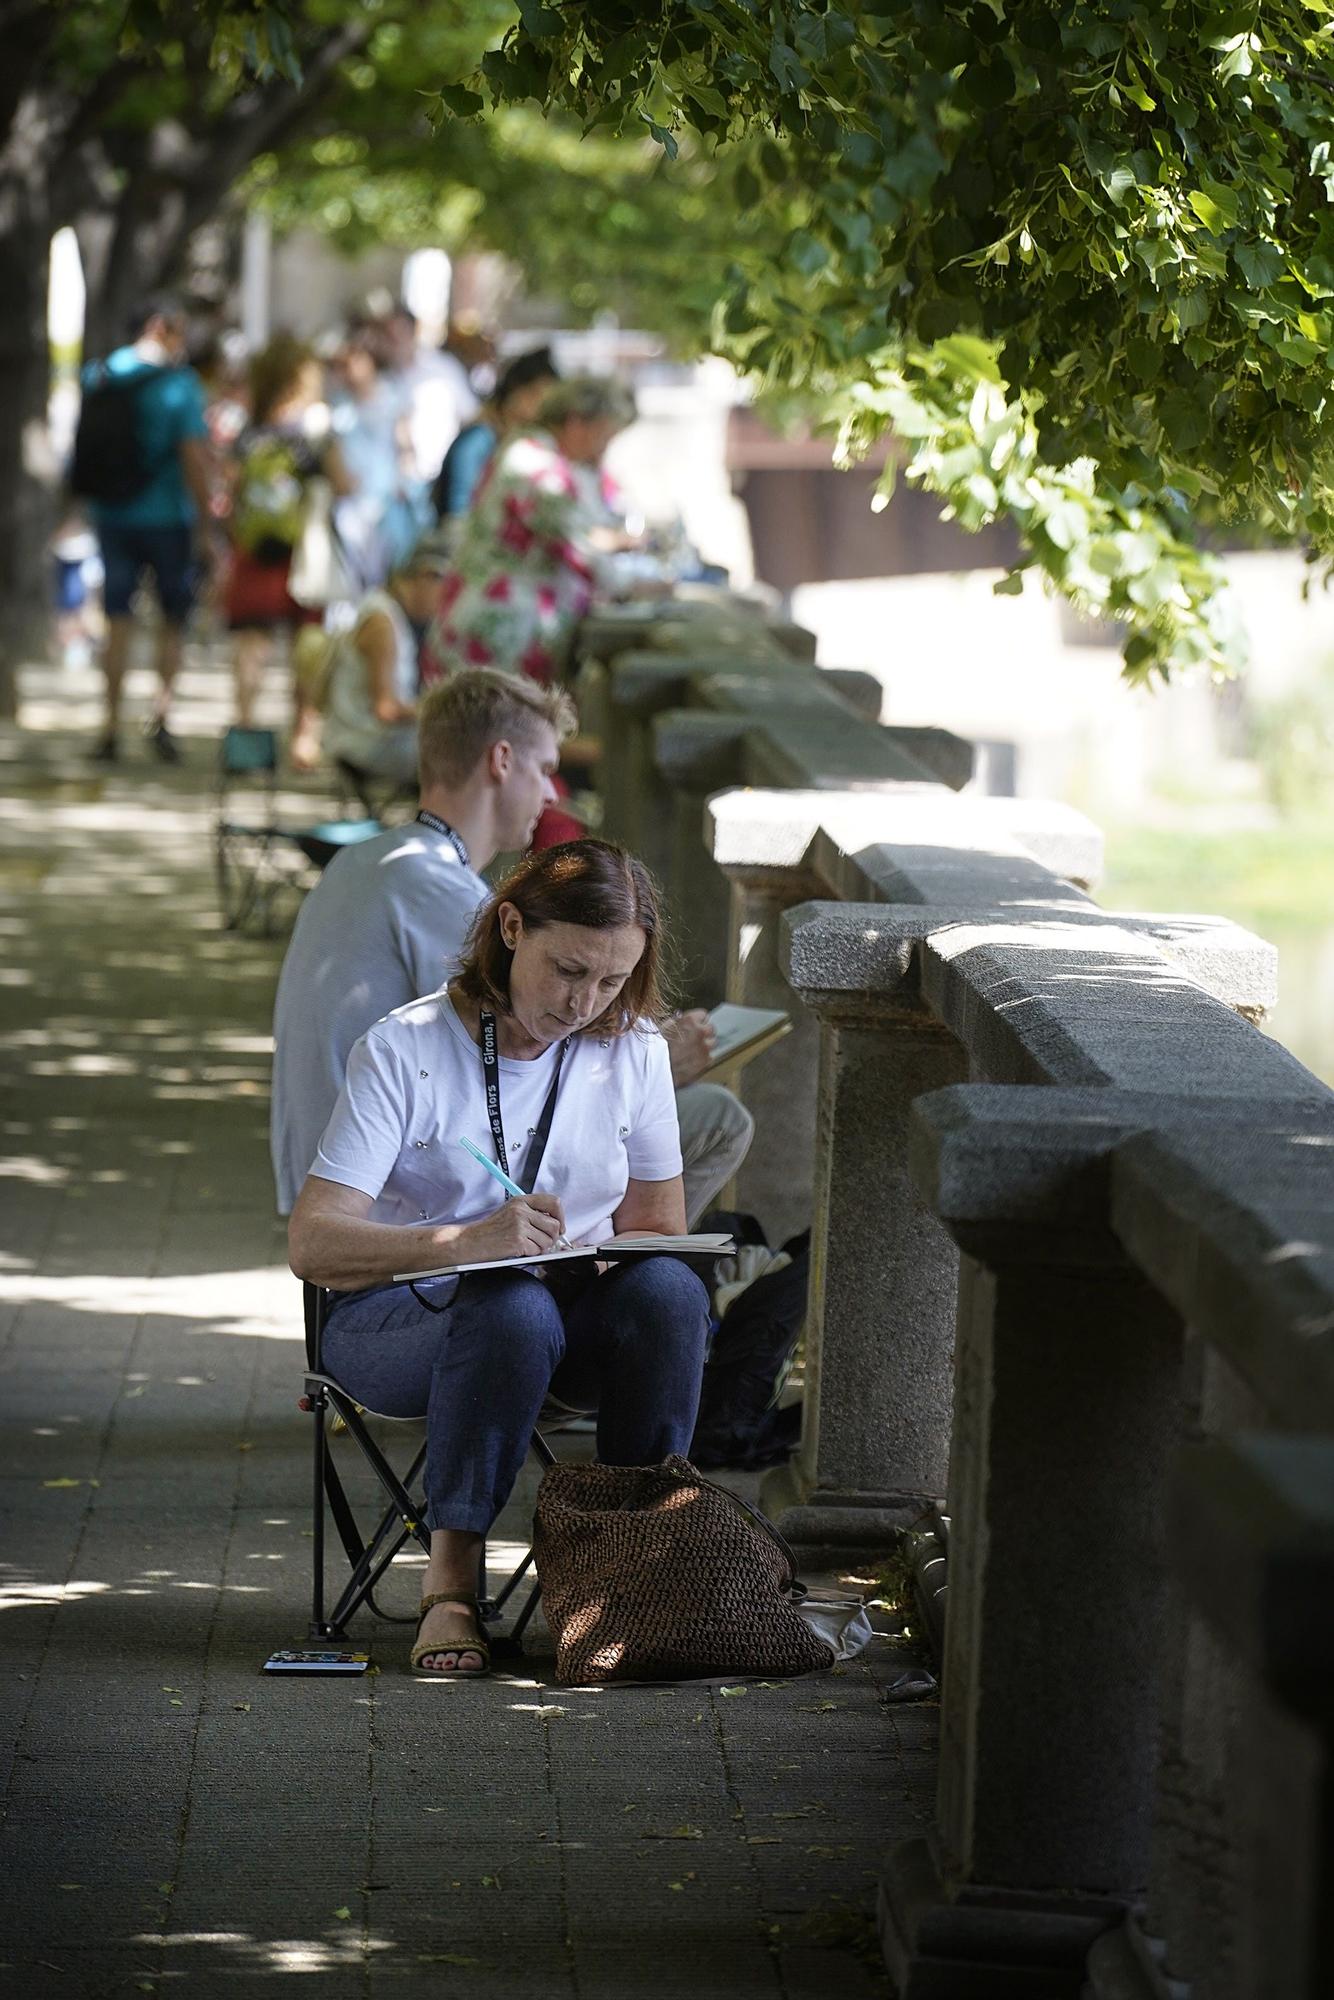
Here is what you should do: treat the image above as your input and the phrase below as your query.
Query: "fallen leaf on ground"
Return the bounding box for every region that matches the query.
[480,1874,502,1889]
[719,1685,747,1697]
[641,1824,703,1840]
[745,1836,782,1845]
[232,1702,250,1713]
[42,1479,81,1489]
[332,1906,351,1920]
[235,1442,253,1451]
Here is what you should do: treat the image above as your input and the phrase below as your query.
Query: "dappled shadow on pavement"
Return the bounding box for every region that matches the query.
[1,660,936,1999]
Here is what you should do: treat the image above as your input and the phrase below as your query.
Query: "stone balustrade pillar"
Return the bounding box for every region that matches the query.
[759,903,970,1544]
[879,1084,1190,1997]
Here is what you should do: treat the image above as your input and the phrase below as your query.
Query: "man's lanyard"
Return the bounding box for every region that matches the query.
[479,1008,570,1194]
[416,809,469,869]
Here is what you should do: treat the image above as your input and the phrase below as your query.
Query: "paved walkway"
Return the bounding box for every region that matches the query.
[0,647,936,1999]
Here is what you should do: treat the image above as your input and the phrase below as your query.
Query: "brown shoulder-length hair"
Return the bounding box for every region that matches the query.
[455,839,668,1037]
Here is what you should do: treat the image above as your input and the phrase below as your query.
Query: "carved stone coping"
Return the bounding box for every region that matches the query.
[1111,1122,1334,1425]
[606,654,973,790]
[1171,1437,1334,1719]
[780,901,1278,1034]
[910,1085,1334,1423]
[706,786,1106,897]
[919,916,1292,1088]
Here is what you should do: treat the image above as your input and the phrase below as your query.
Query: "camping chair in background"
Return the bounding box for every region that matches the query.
[331,755,417,825]
[215,726,384,936]
[300,1282,551,1649]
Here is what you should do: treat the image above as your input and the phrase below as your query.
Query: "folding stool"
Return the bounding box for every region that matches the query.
[215,726,383,936]
[300,1282,552,1648]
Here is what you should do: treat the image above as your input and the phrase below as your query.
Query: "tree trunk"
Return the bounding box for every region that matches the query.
[0,102,59,718]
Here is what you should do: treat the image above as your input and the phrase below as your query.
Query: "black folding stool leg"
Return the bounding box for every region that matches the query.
[303,1283,430,1641]
[302,1283,549,1649]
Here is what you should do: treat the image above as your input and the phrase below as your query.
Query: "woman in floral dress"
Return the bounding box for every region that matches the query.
[420,375,637,691]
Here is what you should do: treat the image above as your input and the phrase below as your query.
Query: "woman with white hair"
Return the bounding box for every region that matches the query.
[420,375,638,690]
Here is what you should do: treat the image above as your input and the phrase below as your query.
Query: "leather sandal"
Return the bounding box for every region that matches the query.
[410,1591,491,1677]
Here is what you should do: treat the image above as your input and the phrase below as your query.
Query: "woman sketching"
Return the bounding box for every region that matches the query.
[288,839,710,1678]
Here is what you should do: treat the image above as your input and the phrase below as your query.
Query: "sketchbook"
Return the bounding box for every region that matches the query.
[393,1233,736,1284]
[703,1003,792,1075]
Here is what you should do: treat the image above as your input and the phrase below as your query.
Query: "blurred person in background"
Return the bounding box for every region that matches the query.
[224,334,354,749]
[77,297,221,765]
[328,326,424,589]
[420,375,639,692]
[430,345,559,527]
[321,543,451,787]
[380,303,478,489]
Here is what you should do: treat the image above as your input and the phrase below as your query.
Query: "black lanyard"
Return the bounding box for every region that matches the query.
[479,1008,569,1193]
[416,809,469,868]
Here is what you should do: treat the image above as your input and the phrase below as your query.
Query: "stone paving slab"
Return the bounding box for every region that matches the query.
[1,652,936,1997]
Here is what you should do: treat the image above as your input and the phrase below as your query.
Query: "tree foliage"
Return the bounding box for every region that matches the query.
[456,0,1334,681]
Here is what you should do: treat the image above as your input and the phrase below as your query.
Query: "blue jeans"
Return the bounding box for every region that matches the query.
[321,1258,710,1534]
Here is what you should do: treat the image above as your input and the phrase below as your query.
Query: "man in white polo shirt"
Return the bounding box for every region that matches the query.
[271,672,571,1214]
[271,669,755,1222]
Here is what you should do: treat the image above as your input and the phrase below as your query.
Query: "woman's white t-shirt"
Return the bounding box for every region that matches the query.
[312,990,682,1246]
[322,588,418,769]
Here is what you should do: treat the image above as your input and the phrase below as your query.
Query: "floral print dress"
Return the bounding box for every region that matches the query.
[421,428,607,687]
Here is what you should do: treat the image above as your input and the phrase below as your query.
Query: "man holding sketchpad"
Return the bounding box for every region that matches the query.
[270,669,757,1224]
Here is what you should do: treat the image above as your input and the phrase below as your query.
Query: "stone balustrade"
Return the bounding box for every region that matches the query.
[586,599,1332,1999]
[585,596,1333,1998]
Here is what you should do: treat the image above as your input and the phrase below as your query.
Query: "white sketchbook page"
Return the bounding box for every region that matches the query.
[392,1235,735,1284]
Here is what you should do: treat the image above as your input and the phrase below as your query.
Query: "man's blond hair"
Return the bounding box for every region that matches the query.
[418,670,576,789]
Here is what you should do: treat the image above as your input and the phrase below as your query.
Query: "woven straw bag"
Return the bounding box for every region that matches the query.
[533,1454,836,1685]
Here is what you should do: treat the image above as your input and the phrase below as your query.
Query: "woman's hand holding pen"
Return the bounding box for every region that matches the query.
[456,1192,567,1264]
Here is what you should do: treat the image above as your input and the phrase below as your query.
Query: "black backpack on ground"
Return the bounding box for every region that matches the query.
[70,363,168,505]
[690,1217,809,1472]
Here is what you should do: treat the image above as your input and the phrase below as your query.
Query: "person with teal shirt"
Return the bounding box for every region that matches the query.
[82,298,218,765]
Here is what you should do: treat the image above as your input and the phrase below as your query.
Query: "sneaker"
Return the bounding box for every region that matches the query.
[147,720,183,765]
[89,734,119,764]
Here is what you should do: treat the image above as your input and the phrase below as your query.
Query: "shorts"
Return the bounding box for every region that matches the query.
[97,521,198,624]
[225,548,321,631]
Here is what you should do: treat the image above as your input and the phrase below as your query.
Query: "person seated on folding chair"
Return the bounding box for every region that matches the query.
[271,676,755,1230]
[271,669,573,1219]
[288,839,710,1678]
[319,543,449,790]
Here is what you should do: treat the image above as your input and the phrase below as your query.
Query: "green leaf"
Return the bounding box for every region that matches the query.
[1188,179,1241,233]
[641,115,679,161]
[789,230,828,277]
[516,0,564,36]
[1235,241,1285,290]
[961,57,1015,110]
[437,84,483,120]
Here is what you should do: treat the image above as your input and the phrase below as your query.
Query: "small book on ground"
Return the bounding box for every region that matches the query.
[704,1003,791,1074]
[394,1234,736,1284]
[263,1650,370,1675]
